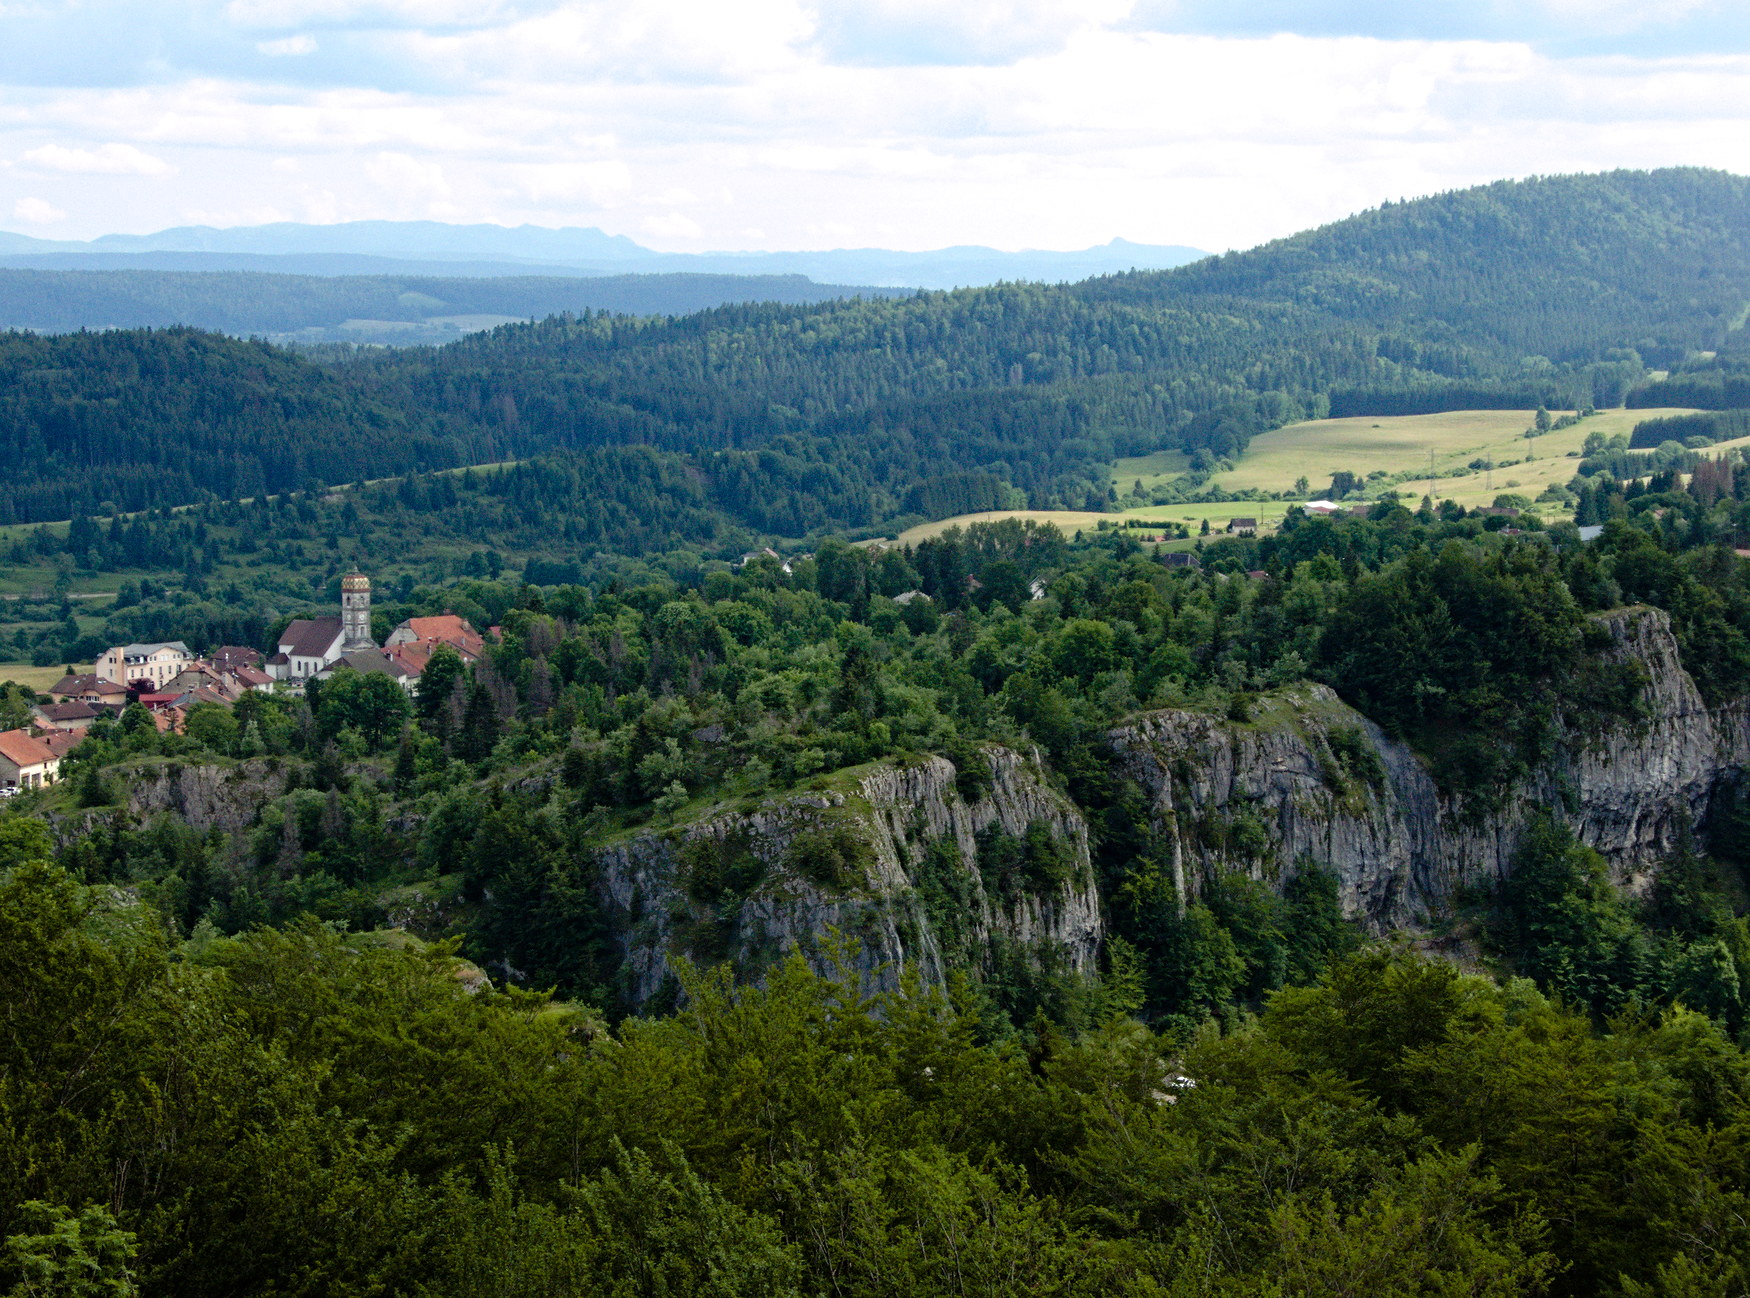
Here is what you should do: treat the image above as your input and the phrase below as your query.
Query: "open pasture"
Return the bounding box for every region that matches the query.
[894,510,1112,544]
[0,663,81,691]
[1113,406,1702,517]
[1202,406,1698,507]
[892,498,1292,546]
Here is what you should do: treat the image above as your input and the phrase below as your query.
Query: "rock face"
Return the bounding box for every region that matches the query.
[1108,607,1749,929]
[121,757,300,834]
[593,747,1102,1007]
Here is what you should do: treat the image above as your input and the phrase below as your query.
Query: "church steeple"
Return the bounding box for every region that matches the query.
[340,571,374,651]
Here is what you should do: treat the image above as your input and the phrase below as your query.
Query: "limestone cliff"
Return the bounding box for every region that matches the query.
[119,756,301,834]
[591,747,1102,1006]
[1107,606,1748,929]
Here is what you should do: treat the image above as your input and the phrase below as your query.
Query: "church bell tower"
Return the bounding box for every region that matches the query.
[341,571,374,651]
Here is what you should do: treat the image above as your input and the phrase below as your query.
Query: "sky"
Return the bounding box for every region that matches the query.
[3,0,1750,253]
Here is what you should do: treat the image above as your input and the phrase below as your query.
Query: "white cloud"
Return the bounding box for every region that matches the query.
[643,211,703,240]
[19,142,174,174]
[513,159,634,203]
[12,196,67,223]
[4,7,1750,250]
[224,0,537,30]
[364,149,452,210]
[809,0,1133,66]
[256,34,318,55]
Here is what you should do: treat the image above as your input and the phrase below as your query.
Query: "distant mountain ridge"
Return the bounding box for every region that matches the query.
[0,222,1207,289]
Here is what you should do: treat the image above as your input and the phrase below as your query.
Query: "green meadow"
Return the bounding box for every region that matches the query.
[1117,406,1699,512]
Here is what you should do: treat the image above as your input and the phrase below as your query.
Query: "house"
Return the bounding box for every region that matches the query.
[232,665,275,693]
[384,639,440,679]
[316,649,418,691]
[170,686,239,711]
[39,730,84,761]
[1227,517,1258,535]
[733,547,798,575]
[47,673,129,706]
[210,646,265,673]
[891,590,931,606]
[1302,500,1341,515]
[31,700,97,732]
[384,614,484,661]
[164,664,240,702]
[267,617,346,682]
[95,641,194,687]
[1164,553,1201,569]
[0,728,61,790]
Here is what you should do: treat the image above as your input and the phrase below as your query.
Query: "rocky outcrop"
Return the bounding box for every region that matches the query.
[122,757,301,834]
[1108,606,1749,929]
[593,747,1102,1006]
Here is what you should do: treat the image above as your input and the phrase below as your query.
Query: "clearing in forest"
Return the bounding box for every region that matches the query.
[908,405,1710,544]
[1114,406,1702,512]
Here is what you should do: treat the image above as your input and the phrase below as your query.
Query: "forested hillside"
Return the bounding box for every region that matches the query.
[3,168,1747,532]
[0,267,904,340]
[9,480,1750,1294]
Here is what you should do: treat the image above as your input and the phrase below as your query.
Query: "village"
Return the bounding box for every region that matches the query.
[0,572,486,793]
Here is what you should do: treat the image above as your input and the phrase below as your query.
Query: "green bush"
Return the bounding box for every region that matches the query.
[679,831,765,905]
[783,823,873,891]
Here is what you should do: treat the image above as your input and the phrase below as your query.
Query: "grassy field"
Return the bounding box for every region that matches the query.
[1113,406,1701,514]
[902,406,1706,544]
[895,510,1113,544]
[893,499,1292,545]
[0,663,81,691]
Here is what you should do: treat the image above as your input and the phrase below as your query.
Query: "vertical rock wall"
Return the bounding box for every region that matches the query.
[592,748,1103,1006]
[1108,607,1749,928]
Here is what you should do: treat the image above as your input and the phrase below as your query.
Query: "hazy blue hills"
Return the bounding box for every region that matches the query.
[0,221,1207,289]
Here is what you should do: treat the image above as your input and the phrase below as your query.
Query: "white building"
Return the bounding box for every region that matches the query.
[266,617,346,682]
[95,641,194,686]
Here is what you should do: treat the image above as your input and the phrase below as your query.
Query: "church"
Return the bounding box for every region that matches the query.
[265,572,484,689]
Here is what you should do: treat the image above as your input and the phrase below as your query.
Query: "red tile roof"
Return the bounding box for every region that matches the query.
[398,615,483,657]
[40,730,83,758]
[0,729,56,769]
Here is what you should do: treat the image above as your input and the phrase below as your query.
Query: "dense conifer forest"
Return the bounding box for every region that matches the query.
[9,168,1750,1296]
